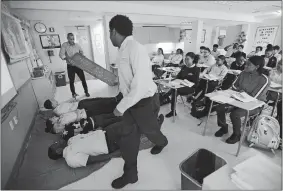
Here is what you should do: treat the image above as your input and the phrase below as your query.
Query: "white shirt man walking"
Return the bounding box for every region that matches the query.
[109,15,168,189]
[59,33,90,98]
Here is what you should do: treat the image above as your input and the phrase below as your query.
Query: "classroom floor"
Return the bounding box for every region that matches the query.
[57,79,281,190]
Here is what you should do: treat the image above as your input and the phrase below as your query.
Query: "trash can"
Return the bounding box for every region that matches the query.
[179,149,227,190]
[55,71,66,87]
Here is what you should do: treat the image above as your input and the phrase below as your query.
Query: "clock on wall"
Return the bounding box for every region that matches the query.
[34,22,47,33]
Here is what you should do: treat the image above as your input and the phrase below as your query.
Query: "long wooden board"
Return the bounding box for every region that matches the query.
[69,53,118,86]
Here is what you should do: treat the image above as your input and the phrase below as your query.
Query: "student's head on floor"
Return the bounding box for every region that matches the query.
[109,14,133,47]
[48,140,67,160]
[45,117,65,134]
[44,99,59,110]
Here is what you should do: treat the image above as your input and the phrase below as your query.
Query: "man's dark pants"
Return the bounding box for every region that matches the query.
[108,93,168,180]
[67,65,88,95]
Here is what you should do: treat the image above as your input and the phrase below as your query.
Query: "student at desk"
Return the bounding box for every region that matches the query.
[167,48,183,67]
[221,52,246,90]
[194,55,228,99]
[262,48,277,68]
[165,52,200,118]
[214,56,269,144]
[266,60,282,105]
[199,47,216,67]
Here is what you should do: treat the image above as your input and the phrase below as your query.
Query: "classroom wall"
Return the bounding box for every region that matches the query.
[1,4,39,188]
[222,25,242,47]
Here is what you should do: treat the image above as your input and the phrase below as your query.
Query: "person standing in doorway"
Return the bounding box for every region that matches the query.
[109,15,168,189]
[59,33,90,98]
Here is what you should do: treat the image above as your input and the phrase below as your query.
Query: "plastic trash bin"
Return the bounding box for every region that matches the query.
[179,148,227,190]
[55,71,66,87]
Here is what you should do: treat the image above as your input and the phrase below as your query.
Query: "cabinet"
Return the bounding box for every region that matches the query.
[31,70,56,109]
[133,27,180,44]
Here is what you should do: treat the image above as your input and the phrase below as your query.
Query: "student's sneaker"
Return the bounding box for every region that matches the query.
[150,142,168,155]
[85,92,90,97]
[165,111,177,118]
[111,175,138,189]
[72,93,79,98]
[226,133,241,144]
[214,125,228,137]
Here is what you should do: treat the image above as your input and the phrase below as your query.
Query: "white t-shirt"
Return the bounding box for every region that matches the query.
[152,54,164,66]
[58,109,87,126]
[54,101,79,116]
[63,130,109,168]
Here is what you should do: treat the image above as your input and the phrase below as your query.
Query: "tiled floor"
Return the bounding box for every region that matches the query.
[58,79,281,190]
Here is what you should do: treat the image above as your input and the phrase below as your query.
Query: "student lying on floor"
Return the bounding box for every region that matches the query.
[221,52,246,90]
[44,93,123,116]
[193,55,228,100]
[266,59,282,105]
[164,52,200,118]
[214,56,269,144]
[47,115,165,168]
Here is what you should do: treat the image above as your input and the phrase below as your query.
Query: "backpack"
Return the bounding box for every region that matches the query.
[190,98,208,119]
[159,92,171,106]
[247,115,281,153]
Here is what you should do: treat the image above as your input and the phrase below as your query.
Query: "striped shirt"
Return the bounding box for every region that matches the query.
[59,42,83,64]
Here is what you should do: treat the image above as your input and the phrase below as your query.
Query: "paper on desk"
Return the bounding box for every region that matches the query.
[270,81,282,89]
[181,79,194,87]
[231,154,281,190]
[229,70,242,75]
[210,94,235,104]
[231,92,257,103]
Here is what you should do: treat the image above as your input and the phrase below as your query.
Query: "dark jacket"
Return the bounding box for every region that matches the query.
[261,55,277,68]
[231,51,246,59]
[176,65,200,87]
[232,71,269,101]
[230,61,246,71]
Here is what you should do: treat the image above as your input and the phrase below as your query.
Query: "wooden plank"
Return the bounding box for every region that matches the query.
[69,53,118,86]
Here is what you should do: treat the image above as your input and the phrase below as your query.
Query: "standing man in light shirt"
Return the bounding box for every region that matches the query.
[109,15,168,189]
[59,33,90,98]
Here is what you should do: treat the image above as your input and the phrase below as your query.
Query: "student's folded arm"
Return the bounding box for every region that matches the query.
[59,44,66,60]
[116,46,150,114]
[232,73,241,91]
[172,55,182,65]
[218,67,228,81]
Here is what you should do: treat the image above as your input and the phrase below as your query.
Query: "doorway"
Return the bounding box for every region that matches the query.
[64,26,95,81]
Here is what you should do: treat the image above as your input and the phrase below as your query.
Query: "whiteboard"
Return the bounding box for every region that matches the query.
[1,51,17,108]
[253,26,278,48]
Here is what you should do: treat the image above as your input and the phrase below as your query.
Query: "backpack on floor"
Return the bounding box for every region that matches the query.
[159,92,171,106]
[190,98,208,119]
[247,115,281,152]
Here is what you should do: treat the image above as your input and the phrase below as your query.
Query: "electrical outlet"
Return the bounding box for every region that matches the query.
[9,121,14,130]
[13,116,18,125]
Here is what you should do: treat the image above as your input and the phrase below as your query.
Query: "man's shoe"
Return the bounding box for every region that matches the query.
[111,175,138,189]
[165,111,177,118]
[214,125,228,137]
[72,93,79,98]
[226,133,241,144]
[150,143,167,155]
[158,114,164,126]
[85,92,90,97]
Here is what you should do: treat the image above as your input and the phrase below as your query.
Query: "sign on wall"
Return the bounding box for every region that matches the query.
[253,26,278,48]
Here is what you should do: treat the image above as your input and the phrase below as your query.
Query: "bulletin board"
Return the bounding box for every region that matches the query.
[253,26,278,47]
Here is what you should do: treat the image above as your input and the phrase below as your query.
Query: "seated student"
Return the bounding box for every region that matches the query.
[199,47,216,67]
[231,45,246,59]
[199,46,206,55]
[221,52,246,90]
[266,60,282,104]
[194,55,228,99]
[224,43,238,58]
[262,47,277,68]
[273,45,282,64]
[214,56,269,144]
[167,48,183,67]
[44,93,123,116]
[211,44,221,59]
[247,46,263,58]
[151,48,164,69]
[165,52,201,118]
[267,44,273,50]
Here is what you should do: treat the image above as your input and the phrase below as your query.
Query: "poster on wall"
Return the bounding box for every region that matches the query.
[201,29,206,43]
[179,29,192,42]
[39,34,61,49]
[253,26,278,48]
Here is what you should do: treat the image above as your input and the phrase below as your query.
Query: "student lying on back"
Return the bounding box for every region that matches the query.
[221,52,246,90]
[194,55,228,99]
[165,52,200,118]
[214,56,269,144]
